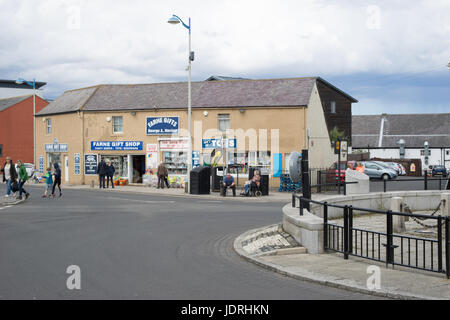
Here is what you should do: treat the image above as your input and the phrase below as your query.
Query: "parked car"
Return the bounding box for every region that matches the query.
[362,161,398,180]
[429,165,448,177]
[372,161,401,175]
[326,161,356,183]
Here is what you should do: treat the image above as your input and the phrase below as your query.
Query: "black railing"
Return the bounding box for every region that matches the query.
[292,195,450,278]
[373,175,449,193]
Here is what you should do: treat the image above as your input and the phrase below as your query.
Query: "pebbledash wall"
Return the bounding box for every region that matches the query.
[34,77,357,187]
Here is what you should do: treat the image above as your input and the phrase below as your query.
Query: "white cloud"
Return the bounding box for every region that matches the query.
[0,0,449,99]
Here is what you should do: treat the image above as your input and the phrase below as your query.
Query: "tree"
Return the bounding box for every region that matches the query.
[329,126,346,144]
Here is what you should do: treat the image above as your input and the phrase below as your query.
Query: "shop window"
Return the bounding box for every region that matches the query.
[163,151,187,175]
[100,155,128,178]
[47,153,61,169]
[113,116,123,133]
[218,114,230,132]
[46,119,52,134]
[330,101,336,114]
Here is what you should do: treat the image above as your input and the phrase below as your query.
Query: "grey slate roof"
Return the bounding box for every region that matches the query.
[353,114,450,148]
[37,77,357,116]
[0,95,32,112]
[37,78,320,116]
[205,76,250,81]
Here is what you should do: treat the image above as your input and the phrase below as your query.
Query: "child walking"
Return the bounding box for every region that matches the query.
[43,167,53,198]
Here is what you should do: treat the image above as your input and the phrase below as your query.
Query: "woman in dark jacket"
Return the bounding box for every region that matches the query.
[106,161,115,189]
[51,162,62,197]
[2,157,18,197]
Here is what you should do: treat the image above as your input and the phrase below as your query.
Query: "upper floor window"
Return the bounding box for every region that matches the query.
[46,119,52,134]
[113,116,123,133]
[330,101,336,114]
[0,144,3,157]
[218,114,230,132]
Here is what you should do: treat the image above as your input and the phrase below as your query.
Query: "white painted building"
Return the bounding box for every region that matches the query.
[352,113,450,171]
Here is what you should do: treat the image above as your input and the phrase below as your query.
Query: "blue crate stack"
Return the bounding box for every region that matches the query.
[279,174,301,192]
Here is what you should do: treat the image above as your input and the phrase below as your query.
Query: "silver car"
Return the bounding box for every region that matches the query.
[362,161,398,180]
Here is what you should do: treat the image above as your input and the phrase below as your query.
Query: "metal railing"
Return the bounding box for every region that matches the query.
[375,175,449,193]
[292,195,450,278]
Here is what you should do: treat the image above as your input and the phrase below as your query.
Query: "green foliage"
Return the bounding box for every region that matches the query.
[329,126,346,143]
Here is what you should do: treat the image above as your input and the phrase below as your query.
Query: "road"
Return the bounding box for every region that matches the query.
[0,184,376,300]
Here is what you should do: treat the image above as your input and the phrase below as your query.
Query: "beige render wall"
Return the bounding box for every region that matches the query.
[37,107,308,187]
[35,112,84,185]
[306,83,337,170]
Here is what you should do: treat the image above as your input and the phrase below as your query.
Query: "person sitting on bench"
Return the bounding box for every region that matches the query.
[222,173,236,197]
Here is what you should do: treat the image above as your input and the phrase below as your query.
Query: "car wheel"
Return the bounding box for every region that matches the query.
[382,174,390,180]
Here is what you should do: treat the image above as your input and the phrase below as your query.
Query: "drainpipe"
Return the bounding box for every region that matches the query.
[378,114,387,148]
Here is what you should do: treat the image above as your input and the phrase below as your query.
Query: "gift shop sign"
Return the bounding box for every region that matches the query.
[91,141,143,151]
[146,117,179,135]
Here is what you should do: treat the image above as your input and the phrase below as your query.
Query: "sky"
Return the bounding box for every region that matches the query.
[0,0,449,115]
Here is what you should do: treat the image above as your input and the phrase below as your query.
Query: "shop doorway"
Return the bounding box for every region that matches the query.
[132,155,146,183]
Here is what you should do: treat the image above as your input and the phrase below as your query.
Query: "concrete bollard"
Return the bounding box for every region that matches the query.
[391,197,406,233]
[441,193,450,217]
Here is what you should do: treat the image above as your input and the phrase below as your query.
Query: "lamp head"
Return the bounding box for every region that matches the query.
[168,15,180,25]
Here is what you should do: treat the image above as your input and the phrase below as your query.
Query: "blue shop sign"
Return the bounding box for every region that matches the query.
[147,117,179,135]
[202,139,237,149]
[45,144,68,152]
[91,141,143,151]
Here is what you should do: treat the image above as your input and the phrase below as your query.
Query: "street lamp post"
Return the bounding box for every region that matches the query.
[16,78,36,167]
[168,14,193,193]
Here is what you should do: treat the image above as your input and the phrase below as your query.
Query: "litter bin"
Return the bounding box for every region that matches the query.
[190,166,211,194]
[211,166,224,192]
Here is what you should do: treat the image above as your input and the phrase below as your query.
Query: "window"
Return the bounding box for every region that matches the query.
[218,114,230,132]
[113,116,123,133]
[46,119,52,134]
[330,101,336,114]
[0,144,3,157]
[420,150,425,156]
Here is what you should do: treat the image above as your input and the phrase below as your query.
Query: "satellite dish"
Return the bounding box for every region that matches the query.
[288,152,302,183]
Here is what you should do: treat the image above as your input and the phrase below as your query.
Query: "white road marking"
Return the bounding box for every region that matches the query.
[0,206,12,210]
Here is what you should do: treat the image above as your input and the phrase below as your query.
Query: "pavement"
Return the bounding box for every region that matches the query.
[234,224,450,300]
[11,182,295,202]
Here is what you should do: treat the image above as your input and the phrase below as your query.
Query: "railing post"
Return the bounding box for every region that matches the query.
[383,179,387,193]
[292,193,296,208]
[424,171,428,190]
[437,216,443,272]
[344,206,349,260]
[439,177,442,191]
[386,210,394,267]
[299,198,304,216]
[446,217,450,279]
[348,206,353,254]
[318,171,322,193]
[324,202,328,251]
[344,180,347,196]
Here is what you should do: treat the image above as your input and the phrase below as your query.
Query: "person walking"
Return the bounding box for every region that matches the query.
[16,160,30,200]
[157,163,167,189]
[51,162,62,197]
[106,161,115,189]
[97,158,107,189]
[43,167,53,198]
[2,157,18,198]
